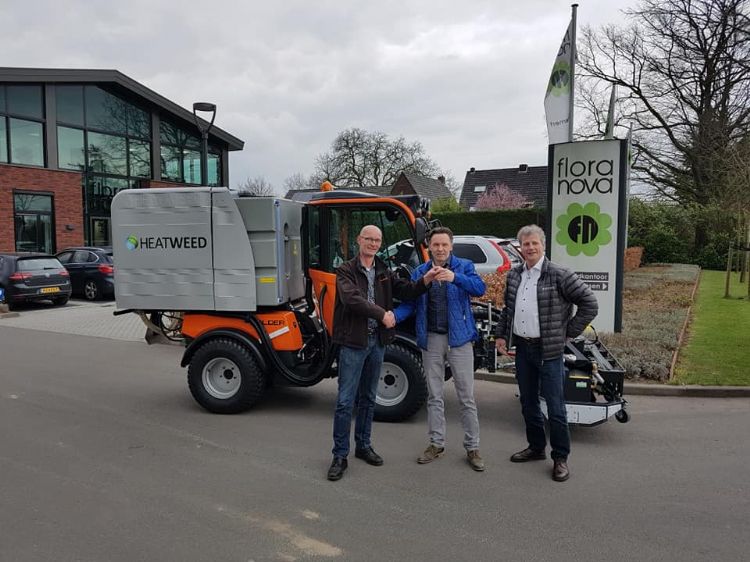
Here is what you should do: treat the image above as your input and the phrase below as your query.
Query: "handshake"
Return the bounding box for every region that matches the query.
[381,310,396,329]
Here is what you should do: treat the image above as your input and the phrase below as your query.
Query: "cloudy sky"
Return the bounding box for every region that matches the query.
[6,0,637,192]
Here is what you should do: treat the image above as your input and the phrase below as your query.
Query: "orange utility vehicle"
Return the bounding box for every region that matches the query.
[110,186,467,422]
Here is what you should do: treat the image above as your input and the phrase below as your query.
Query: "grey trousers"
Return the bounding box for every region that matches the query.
[422,333,480,450]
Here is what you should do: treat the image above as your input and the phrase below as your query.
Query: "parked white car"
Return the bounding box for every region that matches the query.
[452,235,516,275]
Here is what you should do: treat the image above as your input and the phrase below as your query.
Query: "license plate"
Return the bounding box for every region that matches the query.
[39,287,61,294]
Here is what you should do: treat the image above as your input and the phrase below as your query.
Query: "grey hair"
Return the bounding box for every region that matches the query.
[517,224,546,246]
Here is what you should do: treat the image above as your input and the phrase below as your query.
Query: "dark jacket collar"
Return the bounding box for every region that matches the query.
[348,254,387,274]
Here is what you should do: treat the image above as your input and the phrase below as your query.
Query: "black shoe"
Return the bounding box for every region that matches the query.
[552,459,570,482]
[327,457,348,481]
[510,447,547,463]
[355,447,384,466]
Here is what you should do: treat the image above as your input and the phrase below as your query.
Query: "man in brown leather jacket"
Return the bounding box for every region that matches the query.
[327,225,437,481]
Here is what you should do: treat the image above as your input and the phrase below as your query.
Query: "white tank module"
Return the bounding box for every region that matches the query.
[111,187,305,312]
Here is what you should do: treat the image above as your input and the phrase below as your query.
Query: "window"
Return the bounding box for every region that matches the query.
[452,243,487,263]
[57,251,74,264]
[182,149,201,184]
[17,257,62,271]
[0,118,6,163]
[160,145,182,182]
[9,118,44,166]
[14,192,54,253]
[85,85,127,135]
[473,185,486,193]
[7,85,43,119]
[57,126,85,170]
[322,206,418,273]
[85,176,129,215]
[159,120,221,186]
[56,85,84,126]
[305,206,321,269]
[14,192,52,212]
[208,152,221,186]
[72,250,91,264]
[160,120,200,149]
[88,131,127,175]
[128,139,151,178]
[128,105,150,139]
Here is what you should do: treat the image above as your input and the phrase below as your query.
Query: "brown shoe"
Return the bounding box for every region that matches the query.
[510,447,547,463]
[417,444,445,464]
[552,459,569,482]
[467,450,485,472]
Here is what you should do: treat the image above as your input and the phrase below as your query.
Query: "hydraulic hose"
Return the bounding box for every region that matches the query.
[245,285,336,387]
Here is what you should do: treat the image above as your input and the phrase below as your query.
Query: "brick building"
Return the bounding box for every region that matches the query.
[0,68,243,253]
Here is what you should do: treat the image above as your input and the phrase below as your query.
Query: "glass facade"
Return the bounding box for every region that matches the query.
[2,80,229,250]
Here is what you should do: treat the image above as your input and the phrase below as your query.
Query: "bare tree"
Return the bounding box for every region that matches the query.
[475,183,531,210]
[282,172,318,194]
[577,0,750,244]
[314,128,441,188]
[440,171,463,200]
[237,176,275,197]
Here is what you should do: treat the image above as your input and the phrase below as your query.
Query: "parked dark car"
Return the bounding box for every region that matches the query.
[0,253,72,309]
[56,246,115,300]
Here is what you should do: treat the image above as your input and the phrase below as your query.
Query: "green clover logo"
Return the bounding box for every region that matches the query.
[556,202,612,256]
[547,61,571,97]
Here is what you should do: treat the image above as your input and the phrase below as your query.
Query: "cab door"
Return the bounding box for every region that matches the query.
[302,200,427,335]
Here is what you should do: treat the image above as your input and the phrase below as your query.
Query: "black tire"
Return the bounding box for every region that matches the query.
[83,279,100,301]
[52,296,69,306]
[615,409,630,423]
[374,343,427,422]
[187,337,266,414]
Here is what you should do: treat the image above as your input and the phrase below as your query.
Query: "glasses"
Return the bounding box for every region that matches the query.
[361,237,382,245]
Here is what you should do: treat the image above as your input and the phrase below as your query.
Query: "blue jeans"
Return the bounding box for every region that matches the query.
[514,338,570,460]
[332,335,385,458]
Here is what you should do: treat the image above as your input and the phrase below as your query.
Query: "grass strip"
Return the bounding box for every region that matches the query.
[674,270,750,386]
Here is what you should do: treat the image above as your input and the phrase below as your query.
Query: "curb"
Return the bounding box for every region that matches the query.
[474,371,750,398]
[0,312,20,319]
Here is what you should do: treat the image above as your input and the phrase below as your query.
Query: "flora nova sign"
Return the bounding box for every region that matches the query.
[547,139,629,333]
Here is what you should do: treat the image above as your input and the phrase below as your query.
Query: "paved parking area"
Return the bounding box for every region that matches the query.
[0,299,146,342]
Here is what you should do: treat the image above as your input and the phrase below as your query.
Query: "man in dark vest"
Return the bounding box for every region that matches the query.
[496,225,597,482]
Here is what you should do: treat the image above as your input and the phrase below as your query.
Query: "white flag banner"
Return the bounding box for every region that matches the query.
[544,19,574,144]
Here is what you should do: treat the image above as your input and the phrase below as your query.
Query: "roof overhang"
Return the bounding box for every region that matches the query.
[0,67,244,151]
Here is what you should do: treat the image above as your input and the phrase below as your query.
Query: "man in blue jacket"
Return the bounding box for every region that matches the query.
[395,227,487,471]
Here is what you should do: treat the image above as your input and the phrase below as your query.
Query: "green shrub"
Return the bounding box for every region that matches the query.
[627,199,737,269]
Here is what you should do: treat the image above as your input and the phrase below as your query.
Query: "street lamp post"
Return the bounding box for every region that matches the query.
[192,102,217,186]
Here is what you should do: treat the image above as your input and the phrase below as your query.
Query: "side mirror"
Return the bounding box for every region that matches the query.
[415,217,428,247]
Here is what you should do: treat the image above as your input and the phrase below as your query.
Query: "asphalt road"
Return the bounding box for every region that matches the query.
[1,325,749,562]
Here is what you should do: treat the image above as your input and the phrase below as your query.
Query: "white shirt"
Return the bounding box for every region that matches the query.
[513,257,544,338]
